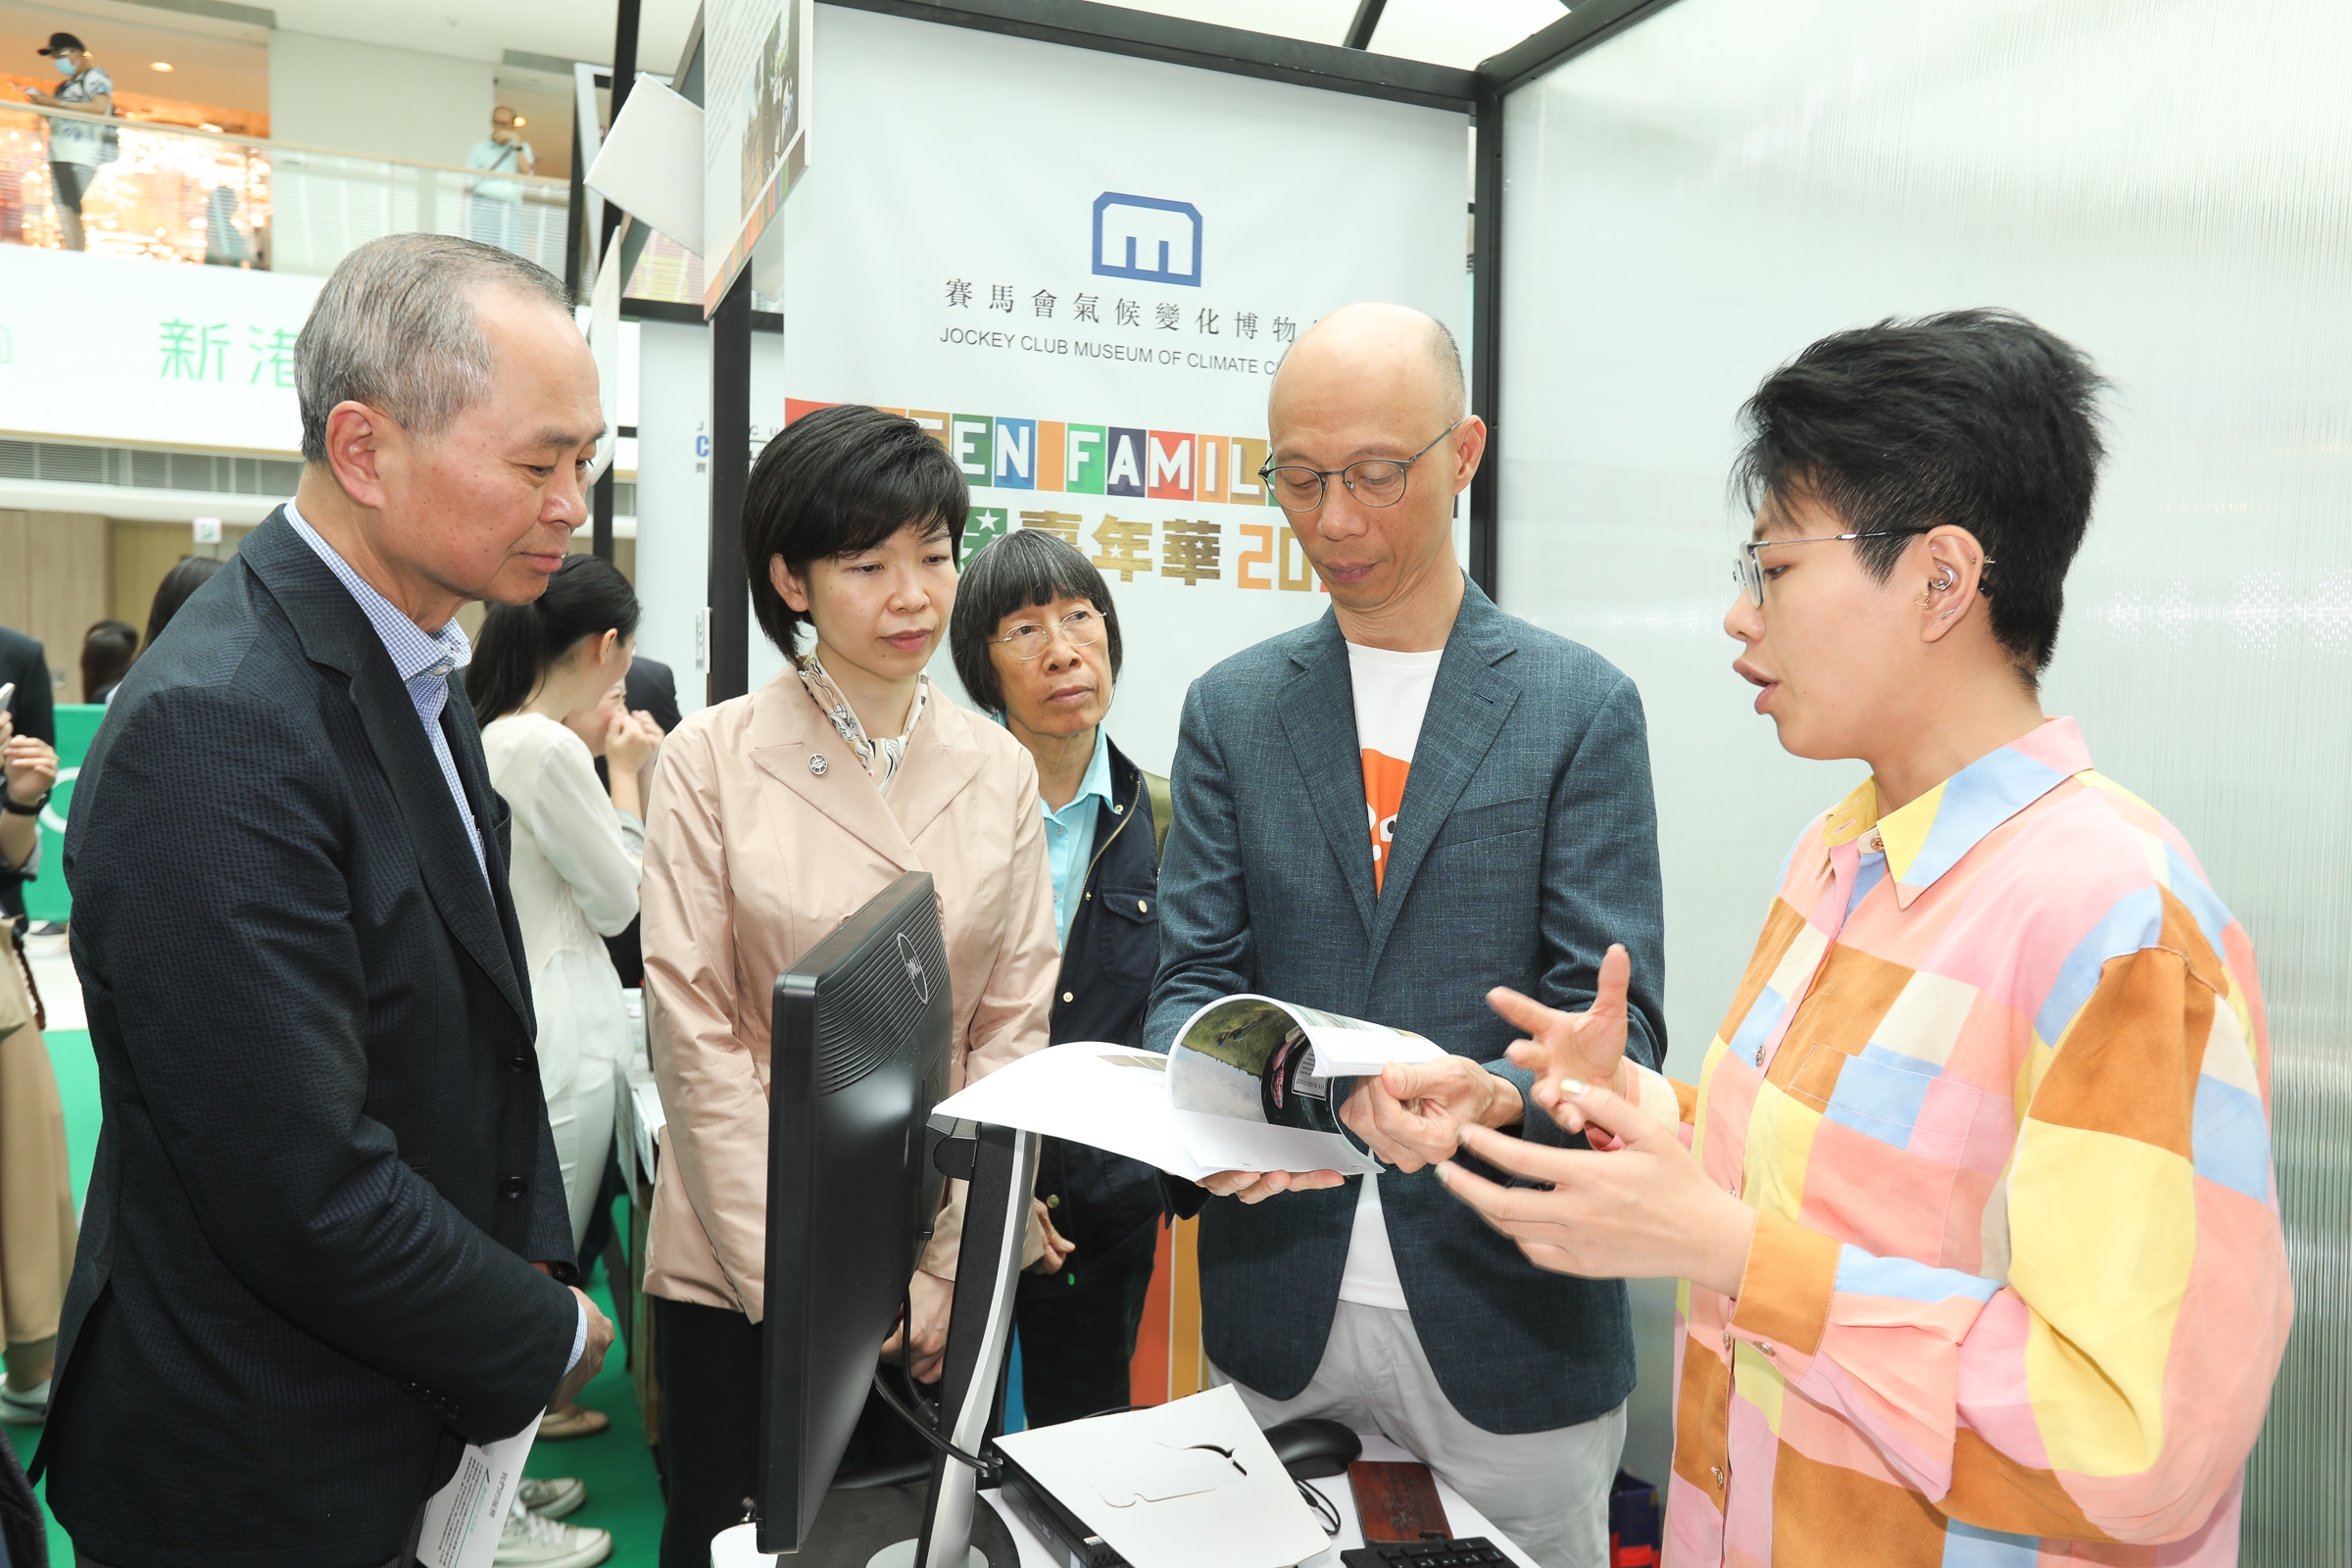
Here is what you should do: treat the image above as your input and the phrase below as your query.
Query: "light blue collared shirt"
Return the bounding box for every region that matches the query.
[1042,731,1115,948]
[285,498,486,880]
[283,502,585,1369]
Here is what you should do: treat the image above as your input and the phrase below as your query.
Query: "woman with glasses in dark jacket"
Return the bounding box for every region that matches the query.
[949,527,1170,1427]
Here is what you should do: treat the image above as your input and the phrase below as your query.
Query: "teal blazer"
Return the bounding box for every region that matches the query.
[1145,580,1667,1434]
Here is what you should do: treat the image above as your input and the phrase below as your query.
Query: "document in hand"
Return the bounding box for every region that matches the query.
[416,1413,540,1568]
[930,995,1441,1178]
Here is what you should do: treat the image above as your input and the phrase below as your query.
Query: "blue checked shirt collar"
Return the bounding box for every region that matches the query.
[283,497,487,878]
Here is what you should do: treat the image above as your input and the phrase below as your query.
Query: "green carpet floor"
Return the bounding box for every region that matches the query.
[1,1027,673,1567]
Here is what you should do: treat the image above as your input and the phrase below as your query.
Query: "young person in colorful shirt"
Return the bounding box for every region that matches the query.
[1438,310,2291,1565]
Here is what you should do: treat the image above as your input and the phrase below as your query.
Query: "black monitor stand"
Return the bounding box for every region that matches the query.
[866,1116,1040,1568]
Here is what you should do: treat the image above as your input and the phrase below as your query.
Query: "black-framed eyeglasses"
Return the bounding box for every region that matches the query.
[1257,419,1463,514]
[1733,530,1926,607]
[990,608,1102,661]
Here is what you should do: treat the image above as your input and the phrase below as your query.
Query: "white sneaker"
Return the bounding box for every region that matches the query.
[494,1494,611,1567]
[0,1380,48,1425]
[517,1476,587,1519]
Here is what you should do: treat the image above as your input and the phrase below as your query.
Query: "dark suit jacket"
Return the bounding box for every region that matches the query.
[0,625,53,923]
[1145,581,1668,1436]
[625,655,683,735]
[0,627,53,748]
[599,655,681,990]
[1024,735,1167,1296]
[44,513,579,1568]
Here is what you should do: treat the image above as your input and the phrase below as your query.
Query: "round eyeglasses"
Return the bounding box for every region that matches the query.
[990,608,1103,661]
[1258,419,1462,514]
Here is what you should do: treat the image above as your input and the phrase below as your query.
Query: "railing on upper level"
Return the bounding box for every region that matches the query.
[0,101,571,278]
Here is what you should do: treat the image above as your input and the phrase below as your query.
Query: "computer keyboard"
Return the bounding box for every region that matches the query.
[1341,1539,1512,1568]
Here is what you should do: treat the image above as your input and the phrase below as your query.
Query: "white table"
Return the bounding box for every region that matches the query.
[981,1430,1540,1568]
[711,1432,1540,1568]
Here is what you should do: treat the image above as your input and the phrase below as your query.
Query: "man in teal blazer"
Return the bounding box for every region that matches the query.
[1146,304,1667,1568]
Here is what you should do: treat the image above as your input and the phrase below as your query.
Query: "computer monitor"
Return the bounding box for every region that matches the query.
[758,871,955,1550]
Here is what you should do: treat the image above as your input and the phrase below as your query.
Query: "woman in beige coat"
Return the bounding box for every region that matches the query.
[0,707,74,1428]
[639,405,1060,1568]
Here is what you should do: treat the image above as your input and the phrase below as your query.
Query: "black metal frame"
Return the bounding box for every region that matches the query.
[827,0,1474,110]
[564,0,1690,691]
[709,267,755,706]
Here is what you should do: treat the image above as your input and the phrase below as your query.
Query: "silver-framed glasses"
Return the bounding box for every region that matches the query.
[1734,530,1923,606]
[990,608,1103,661]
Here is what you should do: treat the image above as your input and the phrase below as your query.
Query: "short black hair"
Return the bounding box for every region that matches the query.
[743,404,968,655]
[1733,308,2107,675]
[948,528,1125,713]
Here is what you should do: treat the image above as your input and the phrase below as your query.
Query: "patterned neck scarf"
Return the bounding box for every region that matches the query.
[797,653,928,793]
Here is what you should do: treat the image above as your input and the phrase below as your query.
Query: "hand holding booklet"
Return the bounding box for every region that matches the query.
[931,994,1443,1178]
[416,1413,539,1568]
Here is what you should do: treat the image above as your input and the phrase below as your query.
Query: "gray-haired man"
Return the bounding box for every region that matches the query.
[42,235,614,1568]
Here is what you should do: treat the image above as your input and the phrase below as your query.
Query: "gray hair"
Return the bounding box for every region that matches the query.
[295,233,571,464]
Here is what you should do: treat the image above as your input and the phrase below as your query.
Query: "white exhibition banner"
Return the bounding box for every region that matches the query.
[0,245,319,453]
[704,0,811,314]
[778,5,1470,772]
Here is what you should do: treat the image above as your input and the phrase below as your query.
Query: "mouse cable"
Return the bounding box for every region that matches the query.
[874,1281,1002,1483]
[1297,1475,1342,1535]
[870,1364,1001,1483]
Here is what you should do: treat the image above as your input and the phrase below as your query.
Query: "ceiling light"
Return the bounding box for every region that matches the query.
[151,61,173,72]
[512,116,526,126]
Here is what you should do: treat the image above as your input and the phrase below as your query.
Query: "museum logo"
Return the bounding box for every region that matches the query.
[1092,193,1202,287]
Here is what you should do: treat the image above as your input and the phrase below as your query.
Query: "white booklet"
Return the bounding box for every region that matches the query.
[931,994,1440,1178]
[993,1385,1331,1568]
[416,1413,540,1568]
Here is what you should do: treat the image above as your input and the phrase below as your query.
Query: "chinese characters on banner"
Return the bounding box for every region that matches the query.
[158,320,298,386]
[949,277,1294,344]
[955,507,1319,596]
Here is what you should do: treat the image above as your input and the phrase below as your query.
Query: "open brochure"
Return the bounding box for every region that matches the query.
[930,994,1442,1179]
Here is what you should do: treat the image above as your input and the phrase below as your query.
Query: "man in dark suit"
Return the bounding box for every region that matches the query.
[1147,304,1667,1568]
[0,627,53,752]
[46,234,614,1568]
[0,625,53,929]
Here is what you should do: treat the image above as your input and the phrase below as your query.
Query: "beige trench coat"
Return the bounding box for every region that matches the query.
[638,673,1058,1322]
[0,940,75,1348]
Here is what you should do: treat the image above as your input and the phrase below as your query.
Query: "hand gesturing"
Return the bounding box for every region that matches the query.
[1488,944,1634,1136]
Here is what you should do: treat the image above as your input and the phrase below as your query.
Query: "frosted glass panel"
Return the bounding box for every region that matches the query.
[1496,2,2347,1558]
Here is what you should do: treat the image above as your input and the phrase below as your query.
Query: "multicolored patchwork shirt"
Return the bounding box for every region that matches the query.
[1625,717,2290,1566]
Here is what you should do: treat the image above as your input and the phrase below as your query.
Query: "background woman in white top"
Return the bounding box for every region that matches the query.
[470,556,662,1444]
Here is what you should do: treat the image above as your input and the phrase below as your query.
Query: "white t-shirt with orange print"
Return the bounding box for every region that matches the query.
[1338,641,1444,1310]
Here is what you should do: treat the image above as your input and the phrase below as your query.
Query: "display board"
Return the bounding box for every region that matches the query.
[703,0,811,314]
[0,246,318,454]
[773,4,1470,772]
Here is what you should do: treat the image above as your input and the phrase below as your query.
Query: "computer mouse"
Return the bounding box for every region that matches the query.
[1262,1417,1363,1479]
